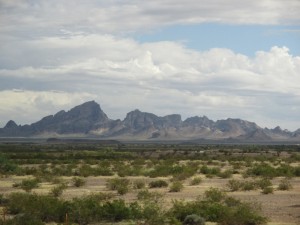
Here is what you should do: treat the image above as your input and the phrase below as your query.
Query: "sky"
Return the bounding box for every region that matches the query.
[0,0,300,131]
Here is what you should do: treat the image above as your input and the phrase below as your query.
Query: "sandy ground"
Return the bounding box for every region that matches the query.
[0,175,299,224]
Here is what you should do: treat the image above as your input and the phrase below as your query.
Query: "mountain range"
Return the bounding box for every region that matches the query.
[1,101,300,142]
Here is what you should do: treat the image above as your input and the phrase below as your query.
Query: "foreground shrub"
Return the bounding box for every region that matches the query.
[148,180,168,188]
[15,178,40,192]
[133,179,146,189]
[277,178,293,190]
[50,183,67,197]
[183,214,205,225]
[227,179,242,192]
[169,181,184,192]
[261,186,274,194]
[137,189,163,203]
[72,177,86,187]
[256,178,272,190]
[168,188,267,225]
[106,178,130,195]
[190,177,202,185]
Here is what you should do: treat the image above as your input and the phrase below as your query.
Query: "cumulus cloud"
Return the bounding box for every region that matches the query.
[0,90,96,126]
[0,0,300,130]
[0,31,299,130]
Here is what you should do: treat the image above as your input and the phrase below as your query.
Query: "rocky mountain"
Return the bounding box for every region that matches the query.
[0,101,299,142]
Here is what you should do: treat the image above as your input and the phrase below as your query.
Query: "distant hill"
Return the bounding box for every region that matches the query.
[1,100,299,142]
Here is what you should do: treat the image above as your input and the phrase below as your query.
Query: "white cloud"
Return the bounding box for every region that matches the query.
[0,90,96,127]
[0,32,299,130]
[0,0,300,130]
[1,0,300,35]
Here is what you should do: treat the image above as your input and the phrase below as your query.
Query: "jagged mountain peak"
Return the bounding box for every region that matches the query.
[4,120,18,129]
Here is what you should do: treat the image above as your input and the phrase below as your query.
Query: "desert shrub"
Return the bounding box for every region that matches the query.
[200,165,220,176]
[190,177,202,185]
[148,179,168,188]
[69,195,102,225]
[227,179,242,192]
[106,178,130,195]
[133,179,146,189]
[261,186,274,194]
[1,213,45,225]
[256,178,272,189]
[169,181,184,192]
[168,188,267,225]
[50,183,67,197]
[242,181,257,191]
[218,169,233,179]
[277,178,293,190]
[137,189,163,203]
[183,214,205,225]
[246,163,276,178]
[18,178,40,192]
[7,192,66,223]
[204,188,226,203]
[142,200,166,225]
[101,199,131,222]
[0,154,18,174]
[72,177,86,187]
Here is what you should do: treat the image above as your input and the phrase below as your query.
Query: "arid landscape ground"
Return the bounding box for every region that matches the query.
[0,141,299,225]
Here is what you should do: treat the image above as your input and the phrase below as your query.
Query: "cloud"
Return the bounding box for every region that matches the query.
[0,90,96,126]
[1,0,300,36]
[0,0,300,130]
[0,31,299,130]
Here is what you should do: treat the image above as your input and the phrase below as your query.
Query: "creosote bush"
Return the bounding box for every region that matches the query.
[148,179,168,188]
[261,186,274,194]
[133,179,146,189]
[13,178,40,192]
[72,177,86,187]
[190,177,202,186]
[169,181,184,192]
[106,177,130,195]
[277,178,293,190]
[50,183,67,197]
[183,214,205,225]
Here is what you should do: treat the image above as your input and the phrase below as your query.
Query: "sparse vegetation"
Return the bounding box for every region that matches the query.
[278,178,293,190]
[190,177,202,185]
[169,181,184,192]
[106,177,130,195]
[0,142,299,224]
[72,177,86,187]
[148,179,168,188]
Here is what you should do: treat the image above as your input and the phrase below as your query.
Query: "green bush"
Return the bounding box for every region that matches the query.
[169,181,184,192]
[227,179,242,192]
[183,214,205,225]
[277,178,292,190]
[106,178,130,195]
[218,170,233,179]
[168,188,267,225]
[261,186,274,194]
[190,177,202,185]
[133,179,146,189]
[50,183,67,197]
[19,178,40,192]
[72,177,86,187]
[242,181,257,191]
[256,178,272,189]
[101,199,131,222]
[137,189,163,203]
[148,180,168,188]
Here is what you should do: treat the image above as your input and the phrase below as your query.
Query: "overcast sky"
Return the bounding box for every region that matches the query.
[0,0,300,131]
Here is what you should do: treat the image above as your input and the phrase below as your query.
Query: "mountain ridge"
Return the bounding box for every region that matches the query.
[1,100,299,142]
